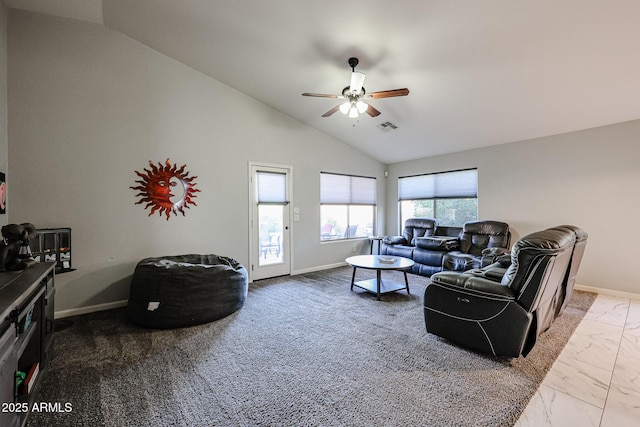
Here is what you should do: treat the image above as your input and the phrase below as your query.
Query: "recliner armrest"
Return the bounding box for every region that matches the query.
[430,272,515,299]
[382,235,407,245]
[465,263,508,282]
[480,247,511,268]
[462,276,515,298]
[481,247,509,257]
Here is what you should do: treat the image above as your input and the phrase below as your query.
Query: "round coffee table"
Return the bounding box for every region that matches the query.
[345,255,415,300]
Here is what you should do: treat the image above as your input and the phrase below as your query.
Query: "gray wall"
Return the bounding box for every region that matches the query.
[7,10,385,315]
[386,120,640,294]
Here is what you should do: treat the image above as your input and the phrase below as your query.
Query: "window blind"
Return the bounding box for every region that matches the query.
[257,171,287,203]
[398,169,477,200]
[320,173,376,205]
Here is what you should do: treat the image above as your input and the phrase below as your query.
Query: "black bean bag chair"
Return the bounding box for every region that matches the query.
[127,254,248,328]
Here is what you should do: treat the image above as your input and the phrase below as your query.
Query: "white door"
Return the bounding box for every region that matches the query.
[249,163,291,280]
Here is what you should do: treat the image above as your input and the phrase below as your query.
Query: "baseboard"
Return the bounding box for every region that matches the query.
[575,284,640,301]
[54,300,129,319]
[292,261,348,276]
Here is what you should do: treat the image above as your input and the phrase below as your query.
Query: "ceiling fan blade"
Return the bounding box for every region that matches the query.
[321,105,341,117]
[366,104,381,117]
[302,92,343,98]
[365,88,410,99]
[349,71,366,94]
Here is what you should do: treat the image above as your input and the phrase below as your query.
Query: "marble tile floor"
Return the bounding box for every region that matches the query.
[516,294,640,426]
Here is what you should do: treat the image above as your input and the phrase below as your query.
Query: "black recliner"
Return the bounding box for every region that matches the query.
[381,218,438,268]
[383,218,437,248]
[556,225,588,313]
[424,226,578,357]
[441,220,510,272]
[461,225,589,318]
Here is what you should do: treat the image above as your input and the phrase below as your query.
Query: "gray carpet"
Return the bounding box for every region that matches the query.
[28,267,595,427]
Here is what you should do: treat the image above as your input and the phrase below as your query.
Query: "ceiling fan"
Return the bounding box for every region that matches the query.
[302,57,409,119]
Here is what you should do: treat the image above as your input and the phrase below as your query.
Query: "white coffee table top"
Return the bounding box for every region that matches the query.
[346,255,414,270]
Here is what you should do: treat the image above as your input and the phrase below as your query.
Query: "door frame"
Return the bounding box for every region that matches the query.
[248,161,293,282]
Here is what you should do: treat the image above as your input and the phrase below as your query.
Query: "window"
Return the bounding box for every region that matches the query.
[398,169,477,228]
[320,172,376,241]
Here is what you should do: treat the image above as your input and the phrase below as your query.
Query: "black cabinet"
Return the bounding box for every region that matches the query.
[31,228,73,274]
[0,263,55,427]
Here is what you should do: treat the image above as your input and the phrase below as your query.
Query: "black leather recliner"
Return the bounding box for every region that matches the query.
[424,226,578,357]
[381,218,460,276]
[441,220,510,272]
[556,225,588,313]
[460,225,588,318]
[382,217,438,260]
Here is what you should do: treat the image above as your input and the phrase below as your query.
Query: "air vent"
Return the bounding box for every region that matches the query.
[377,121,398,132]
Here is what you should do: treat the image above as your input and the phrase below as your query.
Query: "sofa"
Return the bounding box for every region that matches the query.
[381,218,510,277]
[423,225,587,357]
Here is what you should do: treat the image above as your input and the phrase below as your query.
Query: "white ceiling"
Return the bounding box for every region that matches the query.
[6,0,640,164]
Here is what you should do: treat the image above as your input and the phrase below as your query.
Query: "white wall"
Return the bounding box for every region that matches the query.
[0,2,7,227]
[7,10,385,314]
[386,120,640,295]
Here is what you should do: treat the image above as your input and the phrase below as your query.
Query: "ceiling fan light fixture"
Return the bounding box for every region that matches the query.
[339,101,351,115]
[356,100,368,114]
[349,71,366,94]
[348,106,359,118]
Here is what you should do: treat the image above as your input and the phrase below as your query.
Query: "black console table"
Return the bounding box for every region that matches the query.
[0,263,55,427]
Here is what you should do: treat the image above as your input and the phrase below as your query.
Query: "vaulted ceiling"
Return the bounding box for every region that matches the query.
[6,0,640,163]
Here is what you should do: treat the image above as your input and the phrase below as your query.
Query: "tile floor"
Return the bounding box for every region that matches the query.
[516,294,640,426]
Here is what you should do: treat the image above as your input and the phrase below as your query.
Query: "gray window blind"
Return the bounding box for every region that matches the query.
[321,173,376,205]
[257,171,287,203]
[398,169,477,200]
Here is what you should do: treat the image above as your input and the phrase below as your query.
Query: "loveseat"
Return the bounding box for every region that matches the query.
[381,218,510,277]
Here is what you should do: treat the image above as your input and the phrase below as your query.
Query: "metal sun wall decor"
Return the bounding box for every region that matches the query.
[130,159,200,220]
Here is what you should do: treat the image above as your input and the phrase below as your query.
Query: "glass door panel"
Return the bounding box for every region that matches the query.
[258,205,284,266]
